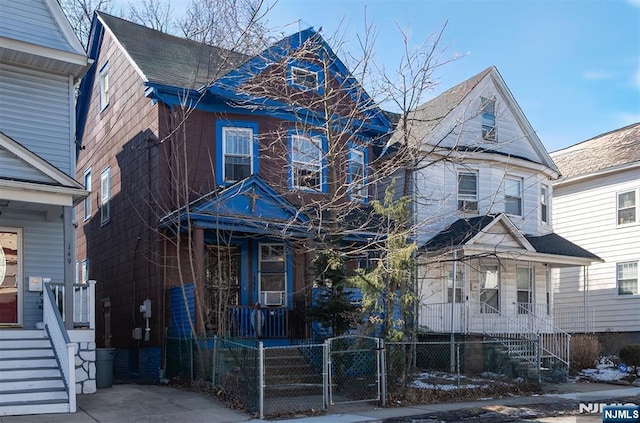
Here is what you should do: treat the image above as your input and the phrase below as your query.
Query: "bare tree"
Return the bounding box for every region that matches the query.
[60,0,112,47]
[127,0,173,33]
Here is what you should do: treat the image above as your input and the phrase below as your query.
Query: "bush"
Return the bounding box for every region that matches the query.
[570,335,601,373]
[619,345,640,369]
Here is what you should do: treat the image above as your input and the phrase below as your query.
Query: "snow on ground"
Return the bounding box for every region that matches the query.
[408,371,510,391]
[578,357,640,383]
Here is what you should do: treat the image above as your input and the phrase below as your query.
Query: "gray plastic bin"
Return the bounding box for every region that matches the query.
[95,348,116,388]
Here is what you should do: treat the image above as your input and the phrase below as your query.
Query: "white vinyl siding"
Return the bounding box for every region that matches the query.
[553,168,640,332]
[0,63,73,175]
[0,145,56,183]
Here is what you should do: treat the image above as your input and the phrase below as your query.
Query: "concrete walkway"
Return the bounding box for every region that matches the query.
[0,382,638,423]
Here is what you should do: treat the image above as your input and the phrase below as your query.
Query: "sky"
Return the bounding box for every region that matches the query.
[121,0,640,153]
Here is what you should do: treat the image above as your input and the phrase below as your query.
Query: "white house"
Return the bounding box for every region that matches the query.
[0,0,95,416]
[551,123,640,340]
[393,67,601,374]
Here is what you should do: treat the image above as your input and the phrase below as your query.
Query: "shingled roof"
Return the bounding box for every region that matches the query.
[97,12,250,89]
[423,214,601,261]
[551,122,640,180]
[389,67,493,145]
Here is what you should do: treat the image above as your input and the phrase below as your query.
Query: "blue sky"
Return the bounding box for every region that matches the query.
[123,0,639,152]
[262,0,640,152]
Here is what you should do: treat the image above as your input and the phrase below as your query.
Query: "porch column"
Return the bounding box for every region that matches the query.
[63,206,74,329]
[194,227,205,335]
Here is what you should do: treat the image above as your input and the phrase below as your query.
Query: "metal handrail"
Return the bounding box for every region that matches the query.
[516,303,571,368]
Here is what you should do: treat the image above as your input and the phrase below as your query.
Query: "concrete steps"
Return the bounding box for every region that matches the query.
[0,330,69,416]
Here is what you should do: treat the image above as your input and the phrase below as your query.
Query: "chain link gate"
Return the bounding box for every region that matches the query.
[325,335,386,406]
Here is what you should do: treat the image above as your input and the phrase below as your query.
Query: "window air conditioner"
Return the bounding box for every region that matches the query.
[262,291,284,306]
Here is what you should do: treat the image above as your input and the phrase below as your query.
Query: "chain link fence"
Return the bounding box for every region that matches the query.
[167,336,538,418]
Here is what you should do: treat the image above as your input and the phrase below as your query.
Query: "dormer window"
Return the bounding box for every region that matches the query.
[480,97,496,141]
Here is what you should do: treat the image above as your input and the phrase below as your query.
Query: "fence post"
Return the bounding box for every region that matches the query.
[379,338,386,407]
[258,341,264,420]
[211,335,218,385]
[323,339,329,409]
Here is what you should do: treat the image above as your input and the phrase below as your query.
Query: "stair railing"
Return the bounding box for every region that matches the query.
[43,281,76,413]
[516,303,571,369]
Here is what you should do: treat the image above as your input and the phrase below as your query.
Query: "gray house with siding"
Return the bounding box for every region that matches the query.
[0,0,96,416]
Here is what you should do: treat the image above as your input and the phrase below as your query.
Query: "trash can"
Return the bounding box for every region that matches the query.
[95,348,116,388]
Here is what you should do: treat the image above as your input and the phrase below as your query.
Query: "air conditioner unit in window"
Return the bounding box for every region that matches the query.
[262,291,284,306]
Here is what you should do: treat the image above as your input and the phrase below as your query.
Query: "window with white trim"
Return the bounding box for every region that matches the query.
[617,261,638,296]
[446,268,462,303]
[290,66,319,91]
[617,190,637,225]
[505,177,522,216]
[480,97,496,141]
[83,168,92,220]
[222,127,253,182]
[99,63,110,111]
[458,171,478,212]
[480,265,499,312]
[516,267,533,314]
[259,244,286,306]
[100,168,110,225]
[349,148,367,201]
[540,184,549,223]
[291,134,322,191]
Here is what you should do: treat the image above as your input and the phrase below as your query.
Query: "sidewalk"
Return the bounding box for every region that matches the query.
[0,382,638,423]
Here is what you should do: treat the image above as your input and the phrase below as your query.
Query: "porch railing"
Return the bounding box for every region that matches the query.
[43,281,76,413]
[416,302,465,333]
[516,303,570,369]
[227,305,288,338]
[50,280,96,329]
[553,306,595,333]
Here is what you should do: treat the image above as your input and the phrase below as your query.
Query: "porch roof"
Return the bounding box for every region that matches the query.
[420,214,601,265]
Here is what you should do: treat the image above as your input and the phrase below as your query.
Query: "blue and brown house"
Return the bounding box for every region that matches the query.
[75,13,391,379]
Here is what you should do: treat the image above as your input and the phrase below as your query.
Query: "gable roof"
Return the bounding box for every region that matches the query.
[389,66,558,172]
[422,213,601,263]
[0,0,89,78]
[159,175,312,236]
[551,122,640,181]
[95,12,249,89]
[0,131,87,205]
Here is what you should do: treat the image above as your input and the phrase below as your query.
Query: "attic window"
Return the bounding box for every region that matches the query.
[99,63,110,111]
[480,97,496,141]
[291,66,319,91]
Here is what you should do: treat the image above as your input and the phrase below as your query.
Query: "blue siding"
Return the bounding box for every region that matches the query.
[170,283,195,337]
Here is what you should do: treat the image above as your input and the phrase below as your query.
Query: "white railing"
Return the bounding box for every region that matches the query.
[515,303,570,368]
[553,306,595,333]
[50,280,96,329]
[43,282,76,413]
[417,302,465,333]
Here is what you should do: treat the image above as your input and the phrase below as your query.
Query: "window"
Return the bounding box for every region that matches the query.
[617,262,638,296]
[259,244,286,306]
[446,268,462,303]
[617,190,637,225]
[100,168,110,225]
[99,63,110,111]
[0,228,21,325]
[480,96,496,141]
[349,148,367,201]
[290,66,319,91]
[516,267,533,314]
[540,184,549,223]
[458,172,478,212]
[223,127,253,182]
[505,177,522,216]
[83,168,92,220]
[291,134,323,191]
[480,265,499,312]
[81,259,89,284]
